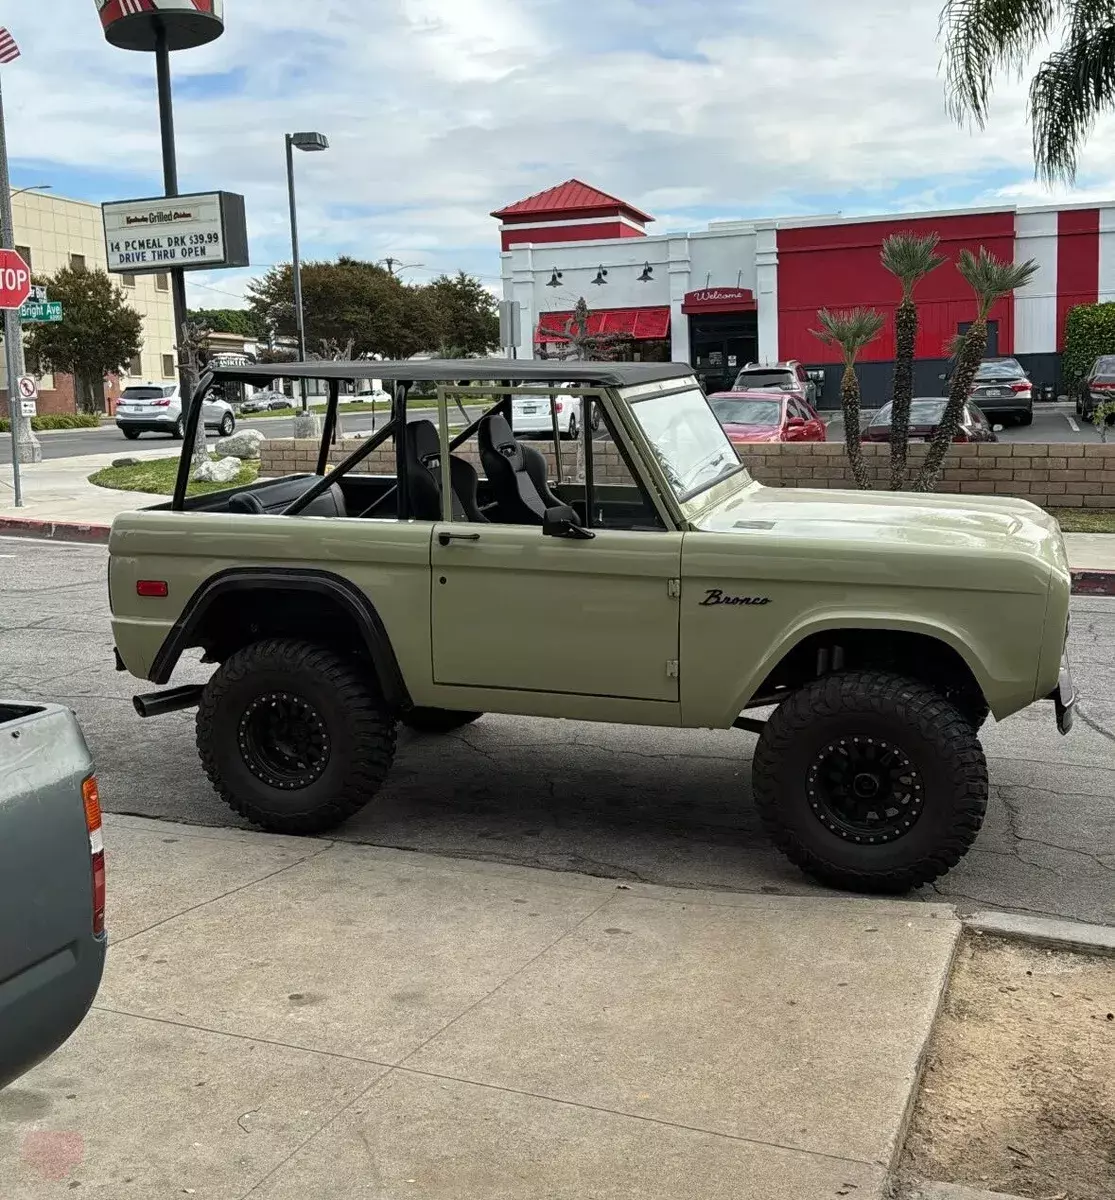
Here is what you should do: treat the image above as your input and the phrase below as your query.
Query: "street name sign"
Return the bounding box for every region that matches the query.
[19,300,63,323]
[102,191,249,275]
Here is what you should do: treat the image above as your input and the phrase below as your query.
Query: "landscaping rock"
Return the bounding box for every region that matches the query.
[214,429,265,460]
[192,456,242,484]
[112,457,141,468]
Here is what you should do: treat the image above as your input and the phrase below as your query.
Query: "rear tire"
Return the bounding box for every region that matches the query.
[172,417,185,439]
[1018,410,1033,427]
[122,428,140,441]
[219,413,235,436]
[401,708,483,734]
[751,671,987,893]
[197,639,397,835]
[566,412,579,441]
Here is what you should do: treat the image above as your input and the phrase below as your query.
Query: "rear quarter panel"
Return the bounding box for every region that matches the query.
[0,704,104,1089]
[679,531,1051,727]
[109,513,437,699]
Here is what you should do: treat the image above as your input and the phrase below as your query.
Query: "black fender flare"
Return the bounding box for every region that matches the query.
[148,567,410,708]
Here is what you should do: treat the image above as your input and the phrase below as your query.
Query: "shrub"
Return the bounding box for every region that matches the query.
[1062,302,1115,387]
[0,412,101,432]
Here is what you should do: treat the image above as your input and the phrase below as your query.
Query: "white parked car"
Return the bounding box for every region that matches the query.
[116,384,236,441]
[511,393,598,440]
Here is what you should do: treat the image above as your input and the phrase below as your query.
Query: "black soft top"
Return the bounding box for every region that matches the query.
[206,359,694,388]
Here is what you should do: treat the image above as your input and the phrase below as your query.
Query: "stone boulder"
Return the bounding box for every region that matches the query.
[112,457,141,468]
[214,428,265,460]
[193,455,242,484]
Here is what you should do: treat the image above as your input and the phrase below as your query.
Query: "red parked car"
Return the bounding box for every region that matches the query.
[708,390,827,443]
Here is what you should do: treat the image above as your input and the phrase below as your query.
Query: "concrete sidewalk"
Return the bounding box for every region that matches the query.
[2,815,961,1199]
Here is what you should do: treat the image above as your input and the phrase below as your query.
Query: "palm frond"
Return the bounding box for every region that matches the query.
[939,0,1060,126]
[957,246,1040,314]
[811,307,886,360]
[881,232,949,298]
[1030,15,1115,183]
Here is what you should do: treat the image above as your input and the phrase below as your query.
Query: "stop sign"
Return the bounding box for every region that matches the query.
[0,249,31,310]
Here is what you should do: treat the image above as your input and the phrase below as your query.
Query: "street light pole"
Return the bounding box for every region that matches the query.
[284,131,328,418]
[0,71,41,507]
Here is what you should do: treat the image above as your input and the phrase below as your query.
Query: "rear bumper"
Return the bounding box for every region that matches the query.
[116,416,176,432]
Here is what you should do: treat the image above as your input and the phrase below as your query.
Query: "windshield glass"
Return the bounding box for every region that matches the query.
[120,386,170,400]
[974,359,1024,379]
[733,370,793,391]
[627,386,743,501]
[872,399,947,425]
[709,396,782,426]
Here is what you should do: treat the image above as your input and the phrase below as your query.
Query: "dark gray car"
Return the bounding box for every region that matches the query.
[0,703,106,1089]
[967,358,1034,425]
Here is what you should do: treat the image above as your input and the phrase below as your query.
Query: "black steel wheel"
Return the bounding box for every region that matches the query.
[751,671,987,893]
[197,639,397,834]
[401,708,483,734]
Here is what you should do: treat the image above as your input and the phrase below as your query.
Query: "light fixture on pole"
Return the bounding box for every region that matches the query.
[285,131,329,414]
[10,183,50,199]
[637,261,653,282]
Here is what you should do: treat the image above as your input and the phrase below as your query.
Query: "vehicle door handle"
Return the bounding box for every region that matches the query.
[438,531,481,546]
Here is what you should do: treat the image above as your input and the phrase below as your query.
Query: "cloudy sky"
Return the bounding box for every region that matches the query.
[7,0,1115,307]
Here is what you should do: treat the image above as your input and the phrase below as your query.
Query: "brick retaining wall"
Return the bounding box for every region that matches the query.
[260,438,1115,509]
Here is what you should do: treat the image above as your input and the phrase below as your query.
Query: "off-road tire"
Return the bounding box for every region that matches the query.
[751,670,987,893]
[401,707,483,734]
[197,638,396,835]
[122,428,140,440]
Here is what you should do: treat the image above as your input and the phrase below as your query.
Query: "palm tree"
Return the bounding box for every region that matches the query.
[940,0,1115,183]
[917,248,1039,491]
[811,308,886,490]
[881,233,947,490]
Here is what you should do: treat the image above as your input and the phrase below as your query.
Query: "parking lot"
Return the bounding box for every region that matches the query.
[826,402,1104,444]
[3,537,1111,927]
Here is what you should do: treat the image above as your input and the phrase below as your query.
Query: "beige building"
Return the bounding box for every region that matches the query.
[9,189,178,412]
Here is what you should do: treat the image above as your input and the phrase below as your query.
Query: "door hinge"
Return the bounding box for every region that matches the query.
[667,578,681,599]
[666,660,680,679]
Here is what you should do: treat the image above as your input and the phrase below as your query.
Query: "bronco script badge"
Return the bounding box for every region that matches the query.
[700,589,771,607]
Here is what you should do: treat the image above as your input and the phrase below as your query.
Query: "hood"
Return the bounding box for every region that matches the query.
[695,481,1068,593]
[724,424,783,443]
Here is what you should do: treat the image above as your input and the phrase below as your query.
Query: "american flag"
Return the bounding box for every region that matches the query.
[0,29,20,65]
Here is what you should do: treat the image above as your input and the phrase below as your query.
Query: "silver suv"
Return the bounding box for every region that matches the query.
[731,361,819,406]
[116,383,236,441]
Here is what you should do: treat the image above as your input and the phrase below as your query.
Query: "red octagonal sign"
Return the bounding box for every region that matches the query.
[0,249,31,310]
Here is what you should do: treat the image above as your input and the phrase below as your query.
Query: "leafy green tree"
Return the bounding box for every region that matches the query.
[1063,301,1115,387]
[811,308,886,490]
[918,248,1038,491]
[187,307,264,338]
[24,266,143,414]
[247,257,439,360]
[940,0,1115,183]
[427,272,500,357]
[881,233,947,490]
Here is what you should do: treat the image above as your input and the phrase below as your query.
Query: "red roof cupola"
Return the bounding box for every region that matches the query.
[492,179,653,250]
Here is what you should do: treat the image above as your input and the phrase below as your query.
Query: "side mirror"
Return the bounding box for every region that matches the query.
[939,373,950,382]
[786,416,806,428]
[543,503,595,541]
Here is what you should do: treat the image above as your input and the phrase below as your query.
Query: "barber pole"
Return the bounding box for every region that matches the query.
[96,0,224,51]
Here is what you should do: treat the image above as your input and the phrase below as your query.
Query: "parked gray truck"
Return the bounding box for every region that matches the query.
[0,703,106,1089]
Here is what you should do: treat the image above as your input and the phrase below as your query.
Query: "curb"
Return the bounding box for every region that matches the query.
[0,517,110,544]
[1071,568,1115,596]
[965,910,1115,955]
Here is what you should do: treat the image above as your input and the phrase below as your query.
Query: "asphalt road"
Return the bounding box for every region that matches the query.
[2,537,1111,927]
[0,406,491,465]
[826,403,1106,444]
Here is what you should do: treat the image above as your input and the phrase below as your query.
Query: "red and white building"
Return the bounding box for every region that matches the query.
[494,179,1115,406]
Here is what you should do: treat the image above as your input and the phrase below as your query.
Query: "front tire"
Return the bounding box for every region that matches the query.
[751,671,987,893]
[566,412,579,441]
[401,708,483,734]
[197,639,397,835]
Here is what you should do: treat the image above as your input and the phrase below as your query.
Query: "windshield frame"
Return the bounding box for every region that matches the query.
[620,379,749,507]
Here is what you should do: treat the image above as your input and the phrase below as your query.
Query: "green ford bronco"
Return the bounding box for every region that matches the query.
[108,360,1075,893]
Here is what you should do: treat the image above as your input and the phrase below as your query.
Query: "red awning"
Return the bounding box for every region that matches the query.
[536,306,671,343]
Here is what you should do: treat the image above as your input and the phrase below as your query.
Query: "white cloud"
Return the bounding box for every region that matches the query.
[7,0,1115,308]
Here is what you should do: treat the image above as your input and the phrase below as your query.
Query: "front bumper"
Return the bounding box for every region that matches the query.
[1048,659,1076,735]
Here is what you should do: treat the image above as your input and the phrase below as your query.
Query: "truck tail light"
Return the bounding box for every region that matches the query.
[137,580,168,597]
[82,776,106,937]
